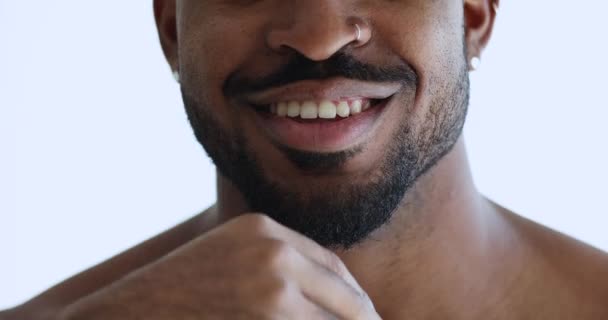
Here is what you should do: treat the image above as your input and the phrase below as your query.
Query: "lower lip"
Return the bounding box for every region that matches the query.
[251,99,390,152]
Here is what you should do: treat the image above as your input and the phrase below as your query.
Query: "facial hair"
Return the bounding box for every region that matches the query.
[181,51,469,249]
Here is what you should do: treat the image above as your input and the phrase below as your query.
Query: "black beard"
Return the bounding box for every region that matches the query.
[181,52,469,250]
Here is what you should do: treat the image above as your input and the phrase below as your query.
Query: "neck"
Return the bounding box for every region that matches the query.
[215,138,516,319]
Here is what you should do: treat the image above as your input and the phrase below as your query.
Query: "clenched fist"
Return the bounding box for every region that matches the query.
[59,214,381,319]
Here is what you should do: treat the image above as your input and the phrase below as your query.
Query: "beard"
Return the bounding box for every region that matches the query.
[181,52,469,250]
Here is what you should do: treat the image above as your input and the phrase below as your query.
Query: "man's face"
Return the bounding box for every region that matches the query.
[171,0,470,248]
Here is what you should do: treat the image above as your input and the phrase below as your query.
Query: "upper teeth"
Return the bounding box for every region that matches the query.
[271,99,371,119]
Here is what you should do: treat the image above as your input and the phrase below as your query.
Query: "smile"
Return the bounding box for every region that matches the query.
[249,96,393,153]
[242,78,400,152]
[262,98,383,120]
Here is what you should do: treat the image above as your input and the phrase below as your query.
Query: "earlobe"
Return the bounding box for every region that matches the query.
[153,0,179,73]
[464,0,498,65]
[493,0,500,13]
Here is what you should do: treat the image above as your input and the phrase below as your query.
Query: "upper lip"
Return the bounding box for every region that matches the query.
[241,77,402,105]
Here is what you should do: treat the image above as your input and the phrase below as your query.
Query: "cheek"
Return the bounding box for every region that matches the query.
[369,1,466,140]
[378,2,464,75]
[377,4,464,95]
[176,14,260,132]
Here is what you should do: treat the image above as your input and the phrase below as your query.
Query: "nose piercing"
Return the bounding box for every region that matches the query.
[354,23,362,42]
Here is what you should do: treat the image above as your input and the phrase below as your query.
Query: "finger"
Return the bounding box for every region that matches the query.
[237,214,379,316]
[253,215,368,294]
[286,249,381,320]
[257,279,337,320]
[288,294,339,320]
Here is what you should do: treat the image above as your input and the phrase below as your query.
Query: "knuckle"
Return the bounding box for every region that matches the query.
[261,239,294,270]
[322,250,347,276]
[239,213,275,234]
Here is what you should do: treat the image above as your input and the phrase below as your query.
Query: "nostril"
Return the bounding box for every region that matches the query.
[266,19,367,61]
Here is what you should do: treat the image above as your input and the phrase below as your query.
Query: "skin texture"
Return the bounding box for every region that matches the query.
[3,0,608,319]
[176,0,477,252]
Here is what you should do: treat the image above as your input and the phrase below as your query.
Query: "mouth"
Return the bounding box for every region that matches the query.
[247,96,394,153]
[251,98,386,120]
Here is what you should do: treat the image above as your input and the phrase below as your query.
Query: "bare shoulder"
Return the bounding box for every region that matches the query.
[1,206,220,320]
[497,203,608,319]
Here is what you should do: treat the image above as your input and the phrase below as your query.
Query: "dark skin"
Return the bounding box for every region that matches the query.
[3,0,608,319]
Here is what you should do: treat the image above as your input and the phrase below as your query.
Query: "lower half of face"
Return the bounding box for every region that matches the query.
[182,71,469,249]
[178,1,470,249]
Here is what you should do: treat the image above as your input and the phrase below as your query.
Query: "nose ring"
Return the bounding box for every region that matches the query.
[354,23,362,42]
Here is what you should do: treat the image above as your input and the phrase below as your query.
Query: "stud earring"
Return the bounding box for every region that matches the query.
[172,70,180,83]
[470,56,481,71]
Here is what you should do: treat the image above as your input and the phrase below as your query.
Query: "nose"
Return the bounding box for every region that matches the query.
[266,1,370,61]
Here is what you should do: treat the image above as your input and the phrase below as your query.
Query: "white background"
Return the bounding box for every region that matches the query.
[1,0,607,310]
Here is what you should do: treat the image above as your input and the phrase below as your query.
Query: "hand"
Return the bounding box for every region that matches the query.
[60,214,381,320]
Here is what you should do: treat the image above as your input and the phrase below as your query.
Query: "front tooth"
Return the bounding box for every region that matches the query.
[277,102,288,117]
[336,101,350,118]
[351,100,362,114]
[300,101,318,119]
[287,101,301,117]
[318,100,337,119]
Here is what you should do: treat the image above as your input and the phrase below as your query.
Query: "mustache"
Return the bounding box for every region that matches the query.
[223,52,419,97]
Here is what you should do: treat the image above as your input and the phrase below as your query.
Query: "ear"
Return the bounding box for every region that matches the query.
[464,0,498,67]
[154,0,178,71]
